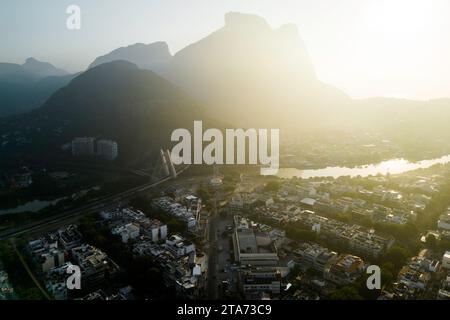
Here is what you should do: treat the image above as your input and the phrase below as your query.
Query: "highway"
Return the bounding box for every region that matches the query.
[0,165,190,241]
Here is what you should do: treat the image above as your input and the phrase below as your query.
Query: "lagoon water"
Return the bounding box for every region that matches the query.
[271,155,450,179]
[0,198,63,215]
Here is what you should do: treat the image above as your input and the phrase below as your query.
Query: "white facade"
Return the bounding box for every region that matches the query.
[100,209,123,220]
[71,137,95,156]
[438,213,450,230]
[112,223,140,243]
[97,140,118,160]
[41,250,65,273]
[165,234,195,258]
[443,251,450,269]
[143,221,168,242]
[152,196,198,231]
[47,282,68,300]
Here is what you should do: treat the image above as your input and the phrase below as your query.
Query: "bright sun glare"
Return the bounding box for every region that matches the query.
[339,0,440,99]
[363,0,434,34]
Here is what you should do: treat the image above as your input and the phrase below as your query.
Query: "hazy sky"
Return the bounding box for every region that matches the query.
[1,0,449,100]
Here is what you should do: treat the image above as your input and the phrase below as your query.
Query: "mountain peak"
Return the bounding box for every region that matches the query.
[35,59,208,162]
[224,12,270,30]
[277,23,299,37]
[22,57,68,77]
[88,41,172,72]
[23,57,51,68]
[25,57,39,63]
[83,60,139,75]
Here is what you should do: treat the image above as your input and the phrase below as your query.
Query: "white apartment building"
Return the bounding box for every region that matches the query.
[71,137,95,156]
[112,223,140,243]
[141,219,168,242]
[97,139,118,160]
[443,251,450,269]
[438,210,450,230]
[40,249,65,273]
[165,234,195,258]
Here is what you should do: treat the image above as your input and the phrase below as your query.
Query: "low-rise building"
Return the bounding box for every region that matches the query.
[97,139,118,160]
[71,244,120,289]
[165,234,195,258]
[241,267,281,299]
[111,223,140,243]
[57,225,83,249]
[152,196,198,230]
[438,210,450,230]
[324,254,365,285]
[442,251,450,269]
[71,137,95,156]
[397,266,430,291]
[232,216,279,266]
[438,276,450,300]
[140,219,168,242]
[39,249,66,273]
[294,243,338,273]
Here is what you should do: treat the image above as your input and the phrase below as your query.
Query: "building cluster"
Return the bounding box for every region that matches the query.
[71,137,118,160]
[438,207,450,231]
[280,132,401,170]
[233,215,279,267]
[256,204,394,258]
[100,207,167,243]
[380,249,449,300]
[78,286,134,300]
[0,270,14,299]
[100,206,205,299]
[27,225,122,300]
[228,176,434,237]
[231,216,293,299]
[323,254,365,285]
[438,275,450,300]
[227,214,367,299]
[287,181,428,226]
[293,242,366,285]
[259,174,436,228]
[241,267,282,299]
[0,166,33,189]
[132,233,205,298]
[216,168,450,300]
[300,210,395,258]
[151,195,202,231]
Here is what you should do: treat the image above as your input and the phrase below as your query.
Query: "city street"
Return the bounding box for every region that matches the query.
[206,192,237,299]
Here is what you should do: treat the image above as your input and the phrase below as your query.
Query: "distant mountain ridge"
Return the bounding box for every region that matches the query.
[2,11,450,160]
[88,42,172,73]
[0,58,73,117]
[32,60,218,162]
[85,12,349,129]
[22,57,68,78]
[82,12,450,136]
[162,12,347,127]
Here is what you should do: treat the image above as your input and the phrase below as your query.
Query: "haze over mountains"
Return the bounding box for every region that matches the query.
[21,57,68,78]
[84,12,350,129]
[1,12,450,164]
[88,42,172,74]
[28,60,217,162]
[80,12,450,135]
[0,58,75,117]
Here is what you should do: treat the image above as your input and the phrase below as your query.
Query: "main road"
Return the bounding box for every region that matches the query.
[0,165,190,241]
[206,188,219,299]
